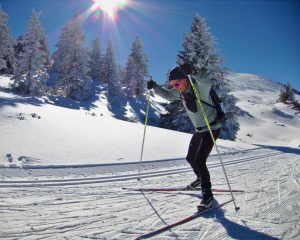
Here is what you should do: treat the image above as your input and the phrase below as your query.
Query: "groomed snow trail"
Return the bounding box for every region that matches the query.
[0,148,299,240]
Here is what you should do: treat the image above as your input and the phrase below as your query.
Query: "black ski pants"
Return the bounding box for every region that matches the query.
[186,128,221,193]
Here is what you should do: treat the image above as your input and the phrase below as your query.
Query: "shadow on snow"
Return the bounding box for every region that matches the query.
[139,193,278,239]
[255,144,300,155]
[106,93,159,125]
[202,200,279,240]
[0,81,99,111]
[0,81,159,124]
[0,93,44,109]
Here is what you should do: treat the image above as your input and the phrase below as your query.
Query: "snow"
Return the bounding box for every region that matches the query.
[0,88,192,167]
[1,73,300,239]
[228,73,300,148]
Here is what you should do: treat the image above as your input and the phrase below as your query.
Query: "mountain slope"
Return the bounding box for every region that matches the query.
[228,73,300,147]
[0,75,192,167]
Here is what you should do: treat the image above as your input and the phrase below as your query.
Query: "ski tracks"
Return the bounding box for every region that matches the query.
[0,150,282,188]
[1,148,299,239]
[230,152,300,240]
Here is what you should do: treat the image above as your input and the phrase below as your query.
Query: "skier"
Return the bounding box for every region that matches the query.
[147,65,221,210]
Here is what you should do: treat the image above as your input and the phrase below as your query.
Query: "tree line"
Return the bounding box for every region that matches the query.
[0,8,148,100]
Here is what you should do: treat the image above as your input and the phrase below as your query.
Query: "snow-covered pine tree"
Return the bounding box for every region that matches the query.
[122,56,134,96]
[89,38,104,83]
[39,27,51,70]
[175,14,240,140]
[52,14,91,100]
[0,6,16,74]
[15,35,25,58]
[278,82,295,103]
[104,40,123,96]
[160,100,195,132]
[13,10,49,96]
[122,37,148,97]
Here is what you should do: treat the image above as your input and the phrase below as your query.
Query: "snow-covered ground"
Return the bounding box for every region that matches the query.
[0,73,300,239]
[229,73,300,148]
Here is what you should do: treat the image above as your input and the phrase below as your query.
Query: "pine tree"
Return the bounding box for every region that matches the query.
[174,15,240,140]
[13,10,49,96]
[52,14,91,100]
[104,40,123,96]
[0,6,16,74]
[279,82,295,103]
[89,38,104,82]
[123,37,148,97]
[286,82,295,102]
[122,56,134,96]
[15,35,25,57]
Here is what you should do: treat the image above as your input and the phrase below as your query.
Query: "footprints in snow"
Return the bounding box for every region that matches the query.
[13,112,42,120]
[4,154,40,167]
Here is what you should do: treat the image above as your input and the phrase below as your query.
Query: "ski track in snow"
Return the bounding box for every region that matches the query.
[0,148,300,239]
[0,149,282,187]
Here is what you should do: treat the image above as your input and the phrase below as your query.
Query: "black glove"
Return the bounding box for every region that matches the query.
[147,79,157,90]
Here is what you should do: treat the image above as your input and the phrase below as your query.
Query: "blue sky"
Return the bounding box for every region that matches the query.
[1,0,300,90]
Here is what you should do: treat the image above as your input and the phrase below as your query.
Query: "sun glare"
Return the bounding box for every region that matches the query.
[92,0,127,18]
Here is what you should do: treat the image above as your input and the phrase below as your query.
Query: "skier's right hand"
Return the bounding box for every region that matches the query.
[147,79,157,90]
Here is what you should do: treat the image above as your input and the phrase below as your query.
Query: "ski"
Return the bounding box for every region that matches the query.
[122,186,244,193]
[135,199,233,239]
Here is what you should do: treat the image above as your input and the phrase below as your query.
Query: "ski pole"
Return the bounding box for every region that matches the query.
[188,75,240,212]
[137,91,151,181]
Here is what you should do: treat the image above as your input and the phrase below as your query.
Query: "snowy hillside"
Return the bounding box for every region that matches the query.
[1,73,299,167]
[0,74,191,167]
[228,73,300,148]
[1,73,300,239]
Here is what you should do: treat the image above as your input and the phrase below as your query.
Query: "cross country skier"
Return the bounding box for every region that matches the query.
[147,65,222,210]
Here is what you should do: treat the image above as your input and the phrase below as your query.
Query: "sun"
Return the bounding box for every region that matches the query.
[92,0,127,18]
